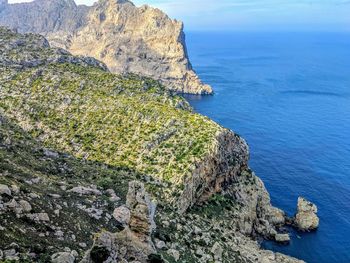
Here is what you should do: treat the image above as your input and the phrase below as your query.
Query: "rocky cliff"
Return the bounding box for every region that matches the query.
[0,27,303,263]
[0,0,212,94]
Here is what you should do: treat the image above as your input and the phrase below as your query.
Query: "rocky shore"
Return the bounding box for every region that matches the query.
[0,27,319,262]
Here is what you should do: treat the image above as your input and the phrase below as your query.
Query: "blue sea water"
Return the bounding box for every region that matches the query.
[184,31,350,263]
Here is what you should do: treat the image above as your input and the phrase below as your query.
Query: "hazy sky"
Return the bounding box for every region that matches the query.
[8,0,350,31]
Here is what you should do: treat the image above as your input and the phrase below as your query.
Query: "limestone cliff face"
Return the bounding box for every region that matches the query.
[0,0,212,94]
[177,129,287,242]
[177,129,249,213]
[0,0,88,34]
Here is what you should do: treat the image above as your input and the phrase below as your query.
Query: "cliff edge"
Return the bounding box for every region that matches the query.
[0,0,212,94]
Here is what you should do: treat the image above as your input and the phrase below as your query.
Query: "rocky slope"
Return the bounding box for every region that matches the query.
[0,0,212,95]
[0,28,304,262]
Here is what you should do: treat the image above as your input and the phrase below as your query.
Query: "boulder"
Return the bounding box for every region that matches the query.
[155,239,166,250]
[0,184,11,196]
[275,233,290,243]
[295,197,319,231]
[19,200,32,212]
[113,206,130,226]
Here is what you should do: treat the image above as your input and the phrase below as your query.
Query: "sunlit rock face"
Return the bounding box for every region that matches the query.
[0,0,212,94]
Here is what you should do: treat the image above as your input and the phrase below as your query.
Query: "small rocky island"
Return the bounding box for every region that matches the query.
[295,197,319,231]
[0,0,319,262]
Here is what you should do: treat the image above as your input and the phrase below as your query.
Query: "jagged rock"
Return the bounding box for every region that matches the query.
[0,184,11,196]
[275,233,290,243]
[0,0,212,94]
[295,197,319,231]
[81,182,156,263]
[81,228,155,263]
[126,181,156,241]
[226,169,287,240]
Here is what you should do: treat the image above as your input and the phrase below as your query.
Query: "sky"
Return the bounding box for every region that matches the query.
[8,0,350,31]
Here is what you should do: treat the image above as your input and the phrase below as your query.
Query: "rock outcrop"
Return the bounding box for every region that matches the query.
[0,0,212,94]
[0,0,88,33]
[177,129,249,213]
[295,197,319,231]
[126,181,156,242]
[226,169,287,241]
[81,181,156,263]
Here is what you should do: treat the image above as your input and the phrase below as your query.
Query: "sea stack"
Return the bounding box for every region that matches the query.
[295,197,319,231]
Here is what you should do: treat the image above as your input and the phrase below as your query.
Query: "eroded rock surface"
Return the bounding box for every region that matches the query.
[0,0,212,94]
[126,181,156,241]
[81,181,156,263]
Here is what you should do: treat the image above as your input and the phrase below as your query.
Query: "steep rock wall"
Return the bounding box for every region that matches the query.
[177,129,249,213]
[0,0,212,94]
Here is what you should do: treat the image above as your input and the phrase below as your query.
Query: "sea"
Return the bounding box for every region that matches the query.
[184,31,350,263]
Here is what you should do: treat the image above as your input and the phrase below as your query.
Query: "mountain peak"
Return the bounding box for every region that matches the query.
[97,0,134,5]
[0,0,212,95]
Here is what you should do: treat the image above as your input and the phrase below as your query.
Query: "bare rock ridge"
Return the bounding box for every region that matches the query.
[0,0,213,94]
[0,0,88,33]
